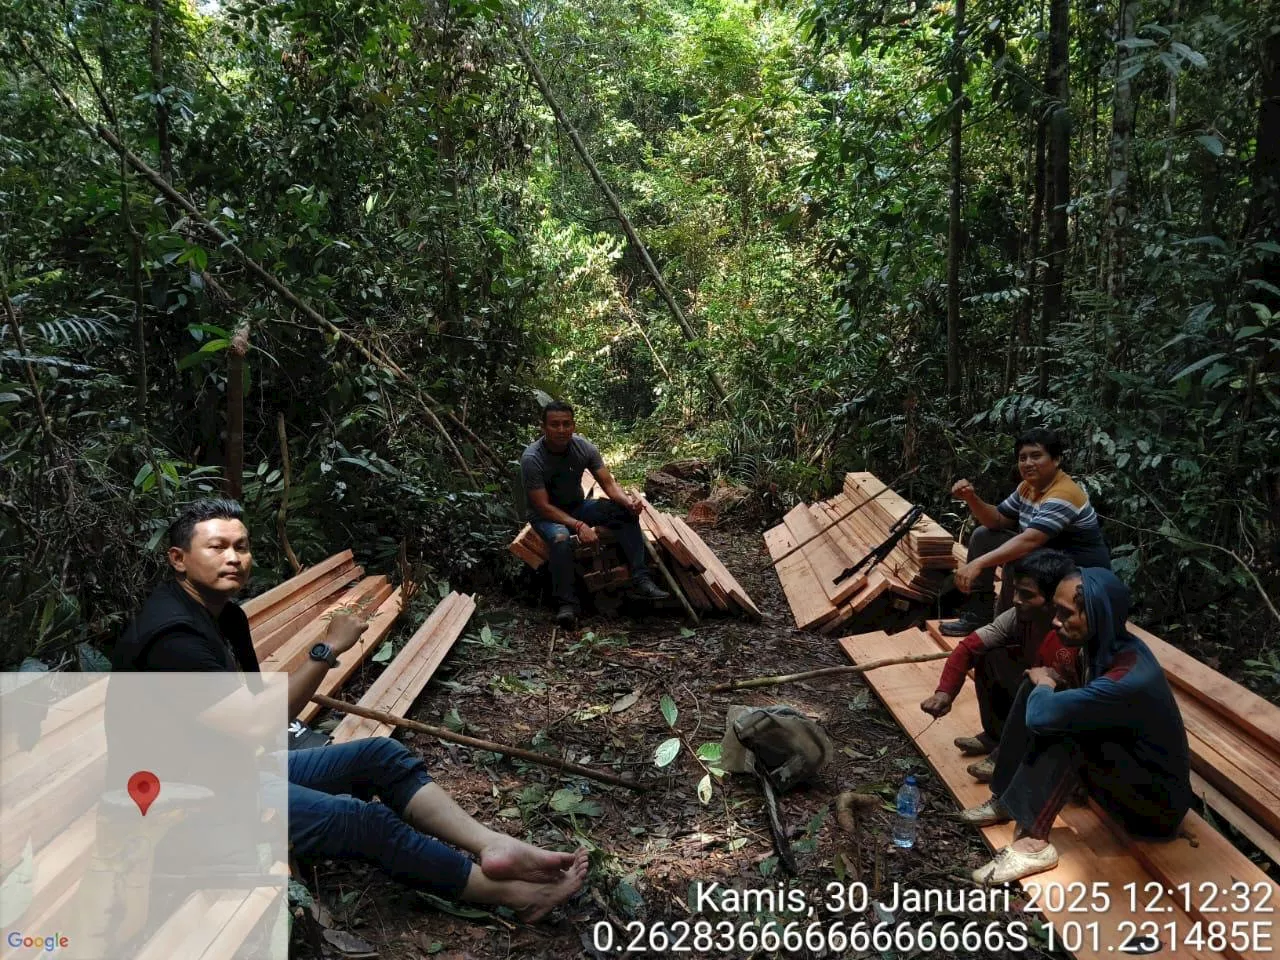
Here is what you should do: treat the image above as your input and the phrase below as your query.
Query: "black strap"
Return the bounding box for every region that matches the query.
[833,505,924,584]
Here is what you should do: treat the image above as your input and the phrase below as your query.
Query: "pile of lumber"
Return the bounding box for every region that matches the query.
[509,474,760,620]
[839,625,1280,960]
[4,550,473,957]
[765,472,958,633]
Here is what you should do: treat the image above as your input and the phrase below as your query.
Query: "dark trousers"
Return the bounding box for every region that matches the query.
[992,681,1187,841]
[965,525,1018,613]
[288,737,473,896]
[531,498,650,607]
[975,647,1030,743]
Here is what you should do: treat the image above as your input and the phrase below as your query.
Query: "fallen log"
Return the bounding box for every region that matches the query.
[709,650,951,692]
[309,694,647,792]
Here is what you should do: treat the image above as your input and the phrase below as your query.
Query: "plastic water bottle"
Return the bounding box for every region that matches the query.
[892,775,922,849]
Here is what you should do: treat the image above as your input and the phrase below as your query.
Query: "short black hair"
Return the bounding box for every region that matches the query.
[1015,427,1063,460]
[167,498,245,550]
[1010,548,1077,600]
[541,400,574,422]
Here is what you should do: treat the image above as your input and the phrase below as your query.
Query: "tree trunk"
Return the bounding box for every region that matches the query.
[150,0,172,185]
[1159,0,1181,219]
[506,22,730,407]
[945,0,967,398]
[1244,29,1280,257]
[1104,0,1138,300]
[1016,117,1047,389]
[1038,0,1071,397]
[225,323,249,501]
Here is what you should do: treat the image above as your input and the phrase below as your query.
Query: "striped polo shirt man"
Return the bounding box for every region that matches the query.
[997,471,1110,569]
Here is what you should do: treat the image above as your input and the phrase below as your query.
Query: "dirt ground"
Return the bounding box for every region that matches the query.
[292,524,1068,960]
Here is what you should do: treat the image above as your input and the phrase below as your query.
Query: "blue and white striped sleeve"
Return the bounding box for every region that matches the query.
[996,489,1023,521]
[1026,498,1082,536]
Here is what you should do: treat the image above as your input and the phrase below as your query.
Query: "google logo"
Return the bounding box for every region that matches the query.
[5,932,69,952]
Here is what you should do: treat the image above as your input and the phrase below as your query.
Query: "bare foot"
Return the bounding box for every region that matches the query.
[479,834,581,883]
[515,854,589,922]
[461,851,589,922]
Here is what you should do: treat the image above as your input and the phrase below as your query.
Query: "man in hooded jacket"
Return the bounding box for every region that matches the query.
[957,567,1192,884]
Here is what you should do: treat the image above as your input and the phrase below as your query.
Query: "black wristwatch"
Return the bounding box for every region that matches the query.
[309,643,339,668]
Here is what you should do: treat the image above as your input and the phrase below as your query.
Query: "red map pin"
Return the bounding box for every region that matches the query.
[127,771,161,816]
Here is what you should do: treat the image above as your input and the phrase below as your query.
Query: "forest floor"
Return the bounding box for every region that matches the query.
[293,523,1067,960]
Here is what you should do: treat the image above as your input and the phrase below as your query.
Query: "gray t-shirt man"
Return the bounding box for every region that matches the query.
[520,435,604,514]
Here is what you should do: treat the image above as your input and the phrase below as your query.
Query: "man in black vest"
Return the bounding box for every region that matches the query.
[113,499,586,920]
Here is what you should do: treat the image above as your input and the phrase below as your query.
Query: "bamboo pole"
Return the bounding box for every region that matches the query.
[709,650,951,692]
[644,534,699,626]
[309,694,647,792]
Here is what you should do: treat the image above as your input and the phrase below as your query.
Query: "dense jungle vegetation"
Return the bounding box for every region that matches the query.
[2,0,1278,682]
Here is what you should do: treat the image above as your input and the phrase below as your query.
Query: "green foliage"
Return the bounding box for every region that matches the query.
[1,0,1276,672]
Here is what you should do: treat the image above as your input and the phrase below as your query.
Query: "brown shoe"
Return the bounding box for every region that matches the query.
[954,732,996,756]
[967,753,996,783]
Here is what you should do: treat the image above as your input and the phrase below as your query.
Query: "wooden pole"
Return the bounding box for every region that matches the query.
[506,22,730,408]
[644,535,700,626]
[710,650,951,692]
[309,694,647,792]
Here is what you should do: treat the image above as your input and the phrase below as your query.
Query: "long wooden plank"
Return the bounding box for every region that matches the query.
[764,523,837,630]
[1,679,106,762]
[1129,622,1280,759]
[671,515,757,616]
[241,550,354,621]
[2,700,104,789]
[20,807,96,927]
[839,628,1229,960]
[1190,770,1280,867]
[329,594,458,742]
[252,565,364,659]
[1,750,105,874]
[1122,810,1278,960]
[639,496,700,571]
[818,570,891,634]
[298,587,403,724]
[781,504,863,606]
[333,593,476,742]
[198,884,282,960]
[348,593,473,742]
[135,888,248,960]
[250,561,360,648]
[133,891,222,960]
[260,576,390,674]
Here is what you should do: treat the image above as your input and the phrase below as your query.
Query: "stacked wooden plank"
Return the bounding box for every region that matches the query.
[508,475,760,619]
[840,626,1279,960]
[766,472,956,633]
[332,591,475,742]
[5,551,470,958]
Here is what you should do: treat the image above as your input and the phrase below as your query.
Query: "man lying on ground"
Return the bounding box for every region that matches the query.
[920,549,1078,782]
[111,498,587,920]
[958,567,1192,885]
[943,428,1111,636]
[521,400,668,629]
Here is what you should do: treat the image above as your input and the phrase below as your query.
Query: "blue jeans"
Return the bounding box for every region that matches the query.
[531,498,650,606]
[288,737,473,896]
